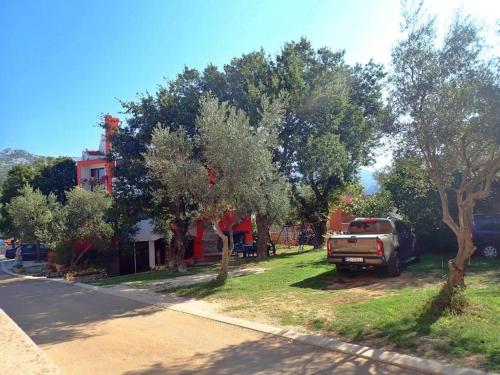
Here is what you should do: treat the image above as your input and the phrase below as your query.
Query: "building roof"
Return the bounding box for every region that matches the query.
[85,150,104,156]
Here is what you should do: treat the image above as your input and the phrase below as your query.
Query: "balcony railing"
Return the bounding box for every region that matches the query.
[80,176,108,191]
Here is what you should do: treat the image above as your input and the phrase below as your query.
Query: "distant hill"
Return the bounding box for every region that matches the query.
[0,148,40,185]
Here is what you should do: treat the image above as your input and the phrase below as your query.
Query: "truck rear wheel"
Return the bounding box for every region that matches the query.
[386,251,401,277]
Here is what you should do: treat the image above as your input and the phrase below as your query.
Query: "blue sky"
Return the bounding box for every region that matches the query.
[0,0,497,161]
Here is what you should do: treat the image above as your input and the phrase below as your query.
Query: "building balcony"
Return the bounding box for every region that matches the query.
[79,176,108,191]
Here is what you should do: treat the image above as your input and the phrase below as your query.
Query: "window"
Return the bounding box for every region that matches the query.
[90,168,105,179]
[348,220,394,234]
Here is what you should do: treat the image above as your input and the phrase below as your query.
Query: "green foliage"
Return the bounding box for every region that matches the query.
[194,95,280,219]
[0,165,36,236]
[0,164,36,204]
[6,185,61,245]
[389,10,500,267]
[274,40,385,237]
[147,95,282,222]
[146,95,285,278]
[110,38,384,246]
[340,191,394,218]
[380,157,456,250]
[62,186,113,253]
[32,157,77,203]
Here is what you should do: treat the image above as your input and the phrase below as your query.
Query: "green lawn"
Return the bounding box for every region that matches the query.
[85,250,274,287]
[166,249,500,371]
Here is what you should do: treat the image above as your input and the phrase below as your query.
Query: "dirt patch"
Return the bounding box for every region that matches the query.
[324,270,443,293]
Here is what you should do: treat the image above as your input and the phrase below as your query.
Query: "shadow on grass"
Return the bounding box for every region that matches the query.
[165,280,224,298]
[290,270,338,290]
[370,284,467,348]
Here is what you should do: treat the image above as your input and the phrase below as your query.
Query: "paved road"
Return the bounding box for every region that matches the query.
[0,269,421,375]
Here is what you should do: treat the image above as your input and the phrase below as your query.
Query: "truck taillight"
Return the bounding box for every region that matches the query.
[327,239,332,255]
[376,239,384,256]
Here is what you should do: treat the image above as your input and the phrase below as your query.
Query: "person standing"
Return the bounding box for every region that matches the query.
[298,225,307,252]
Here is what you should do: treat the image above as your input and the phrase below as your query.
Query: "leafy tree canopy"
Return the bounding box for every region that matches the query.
[6,185,61,246]
[32,157,77,203]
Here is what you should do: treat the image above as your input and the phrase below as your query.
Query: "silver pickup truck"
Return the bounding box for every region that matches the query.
[327,218,419,276]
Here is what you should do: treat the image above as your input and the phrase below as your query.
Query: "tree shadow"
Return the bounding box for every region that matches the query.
[164,279,224,298]
[157,334,414,375]
[370,284,465,348]
[0,275,160,345]
[123,362,171,375]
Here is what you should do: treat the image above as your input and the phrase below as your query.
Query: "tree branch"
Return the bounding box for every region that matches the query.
[468,157,500,201]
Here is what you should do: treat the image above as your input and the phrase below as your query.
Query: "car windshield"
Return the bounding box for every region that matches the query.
[348,220,393,234]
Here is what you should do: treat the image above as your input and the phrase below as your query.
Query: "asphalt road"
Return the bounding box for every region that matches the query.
[0,268,422,375]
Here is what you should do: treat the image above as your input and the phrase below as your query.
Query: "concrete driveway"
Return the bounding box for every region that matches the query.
[0,269,421,375]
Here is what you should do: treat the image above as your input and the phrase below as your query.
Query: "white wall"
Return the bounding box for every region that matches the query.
[148,241,155,269]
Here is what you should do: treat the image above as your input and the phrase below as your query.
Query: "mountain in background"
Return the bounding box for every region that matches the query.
[0,148,40,185]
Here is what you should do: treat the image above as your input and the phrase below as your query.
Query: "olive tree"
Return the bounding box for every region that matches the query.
[389,11,500,290]
[7,185,62,259]
[144,127,201,272]
[61,186,113,267]
[146,95,283,283]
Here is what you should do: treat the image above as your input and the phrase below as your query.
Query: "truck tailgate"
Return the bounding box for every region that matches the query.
[329,235,380,255]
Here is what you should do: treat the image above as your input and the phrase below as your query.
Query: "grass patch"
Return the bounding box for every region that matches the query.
[84,247,301,287]
[165,249,500,371]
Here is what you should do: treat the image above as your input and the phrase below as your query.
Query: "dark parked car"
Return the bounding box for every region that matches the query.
[473,214,500,258]
[4,244,49,261]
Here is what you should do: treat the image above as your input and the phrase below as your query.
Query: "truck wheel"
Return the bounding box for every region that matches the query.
[386,251,401,277]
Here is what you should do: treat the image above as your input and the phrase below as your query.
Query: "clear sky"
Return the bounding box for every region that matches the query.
[0,0,498,160]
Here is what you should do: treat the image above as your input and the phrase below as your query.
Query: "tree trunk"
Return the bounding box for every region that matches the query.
[447,203,475,290]
[166,240,175,270]
[171,218,188,273]
[313,220,327,248]
[213,220,230,285]
[71,244,92,268]
[256,213,270,260]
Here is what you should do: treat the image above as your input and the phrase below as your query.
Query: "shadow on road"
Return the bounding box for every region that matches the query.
[123,335,417,375]
[0,274,160,345]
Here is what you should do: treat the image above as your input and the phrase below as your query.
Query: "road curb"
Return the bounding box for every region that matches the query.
[2,262,496,375]
[0,308,62,375]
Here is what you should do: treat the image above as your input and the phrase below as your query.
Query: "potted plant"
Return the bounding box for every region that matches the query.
[65,271,76,282]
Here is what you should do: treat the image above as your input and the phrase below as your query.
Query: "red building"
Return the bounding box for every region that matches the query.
[191,216,253,263]
[328,196,355,233]
[76,115,118,193]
